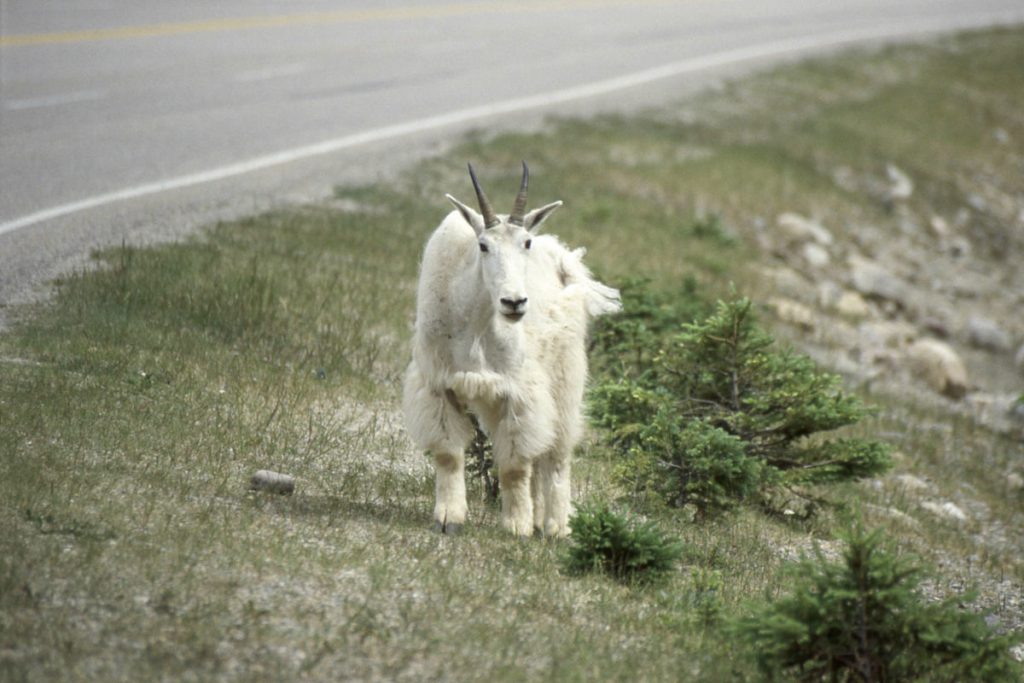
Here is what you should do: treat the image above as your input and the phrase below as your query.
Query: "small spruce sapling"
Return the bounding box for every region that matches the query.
[731,524,1022,682]
[563,502,682,583]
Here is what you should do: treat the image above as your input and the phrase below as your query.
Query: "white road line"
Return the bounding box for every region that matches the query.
[4,89,105,111]
[1,12,1020,237]
[235,63,309,83]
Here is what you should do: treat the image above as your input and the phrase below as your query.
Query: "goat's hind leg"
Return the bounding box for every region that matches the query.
[534,451,572,538]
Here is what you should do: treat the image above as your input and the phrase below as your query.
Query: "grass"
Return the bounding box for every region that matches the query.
[2,26,1023,682]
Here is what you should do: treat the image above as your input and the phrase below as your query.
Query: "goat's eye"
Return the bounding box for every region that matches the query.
[479,242,488,253]
[524,239,532,250]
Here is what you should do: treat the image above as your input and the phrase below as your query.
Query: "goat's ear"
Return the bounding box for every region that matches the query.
[523,201,563,233]
[446,194,485,235]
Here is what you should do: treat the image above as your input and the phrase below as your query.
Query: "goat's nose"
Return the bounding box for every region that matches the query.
[500,296,528,310]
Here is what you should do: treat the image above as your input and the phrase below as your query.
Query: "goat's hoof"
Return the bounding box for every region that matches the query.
[433,521,463,535]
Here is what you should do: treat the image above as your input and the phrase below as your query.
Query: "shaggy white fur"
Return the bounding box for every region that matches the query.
[402,166,620,536]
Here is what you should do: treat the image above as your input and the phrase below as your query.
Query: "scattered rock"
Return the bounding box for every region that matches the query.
[250,470,296,495]
[928,215,950,239]
[817,280,843,308]
[768,298,816,331]
[967,193,988,212]
[993,127,1010,145]
[777,212,834,246]
[906,338,969,399]
[920,500,968,523]
[1007,472,1024,494]
[801,242,831,268]
[891,473,932,493]
[886,164,914,201]
[757,265,813,302]
[965,316,1013,352]
[848,255,909,306]
[1015,344,1024,372]
[835,291,870,319]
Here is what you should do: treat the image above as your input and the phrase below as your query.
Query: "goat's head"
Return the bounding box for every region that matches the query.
[446,162,562,323]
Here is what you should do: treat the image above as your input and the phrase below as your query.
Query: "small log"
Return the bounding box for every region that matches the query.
[249,470,295,495]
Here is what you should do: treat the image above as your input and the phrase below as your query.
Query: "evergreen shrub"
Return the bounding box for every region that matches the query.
[590,288,890,515]
[563,502,682,583]
[732,525,1023,682]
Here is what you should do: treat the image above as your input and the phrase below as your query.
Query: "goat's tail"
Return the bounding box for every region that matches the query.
[584,279,622,318]
[560,247,622,318]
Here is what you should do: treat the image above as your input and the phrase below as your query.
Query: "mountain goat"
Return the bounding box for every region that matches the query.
[402,163,621,537]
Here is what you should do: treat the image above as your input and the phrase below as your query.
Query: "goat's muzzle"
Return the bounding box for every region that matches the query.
[500,296,528,322]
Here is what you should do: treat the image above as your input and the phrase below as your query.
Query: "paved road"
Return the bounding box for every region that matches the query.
[1,0,1021,316]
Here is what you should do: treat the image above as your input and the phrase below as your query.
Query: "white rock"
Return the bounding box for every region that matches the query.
[891,473,931,493]
[768,298,816,331]
[1007,472,1024,493]
[836,291,870,319]
[906,338,968,399]
[920,500,967,522]
[1015,344,1024,372]
[777,212,834,246]
[886,163,914,200]
[802,242,831,268]
[928,215,949,238]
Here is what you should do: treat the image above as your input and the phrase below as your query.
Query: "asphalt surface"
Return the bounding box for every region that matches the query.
[1,0,1022,320]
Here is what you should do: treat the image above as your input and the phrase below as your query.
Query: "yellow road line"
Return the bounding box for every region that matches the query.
[0,0,672,48]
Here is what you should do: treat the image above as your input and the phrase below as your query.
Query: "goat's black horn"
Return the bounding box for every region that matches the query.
[508,161,529,226]
[468,163,500,228]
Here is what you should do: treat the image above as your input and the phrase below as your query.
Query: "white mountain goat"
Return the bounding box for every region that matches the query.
[402,163,621,536]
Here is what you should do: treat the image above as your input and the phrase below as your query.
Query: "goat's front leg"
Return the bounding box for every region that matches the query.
[448,370,508,403]
[497,462,534,537]
[433,450,467,534]
[491,413,535,537]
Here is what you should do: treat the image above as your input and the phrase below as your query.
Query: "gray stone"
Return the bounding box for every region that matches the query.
[966,316,1013,352]
[250,470,296,495]
[777,212,834,246]
[848,255,909,305]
